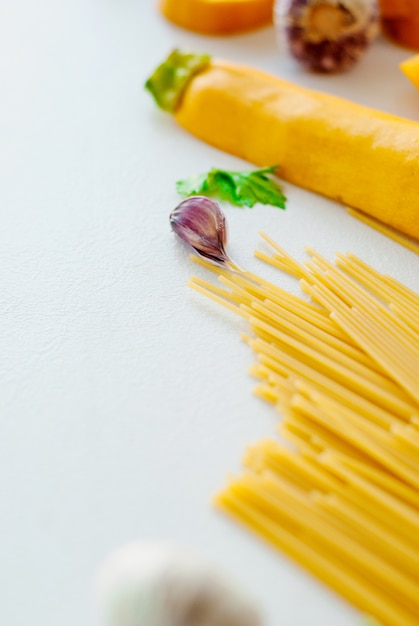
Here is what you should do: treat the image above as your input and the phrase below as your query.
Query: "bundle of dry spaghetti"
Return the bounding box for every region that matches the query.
[188,235,419,626]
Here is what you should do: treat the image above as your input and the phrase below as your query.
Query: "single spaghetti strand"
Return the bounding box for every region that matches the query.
[347,207,419,255]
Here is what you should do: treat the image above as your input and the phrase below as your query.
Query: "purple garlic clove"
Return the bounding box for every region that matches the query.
[170,196,234,268]
[276,0,379,73]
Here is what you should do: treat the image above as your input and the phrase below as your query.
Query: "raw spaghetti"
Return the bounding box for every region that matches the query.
[188,235,419,626]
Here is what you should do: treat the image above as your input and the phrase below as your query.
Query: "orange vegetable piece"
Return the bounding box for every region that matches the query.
[379,0,419,49]
[379,0,414,18]
[382,16,419,51]
[159,0,274,35]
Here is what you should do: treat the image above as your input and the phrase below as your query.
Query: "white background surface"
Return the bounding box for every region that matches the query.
[1,2,418,625]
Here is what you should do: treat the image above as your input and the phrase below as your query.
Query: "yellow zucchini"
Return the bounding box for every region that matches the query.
[146,51,419,240]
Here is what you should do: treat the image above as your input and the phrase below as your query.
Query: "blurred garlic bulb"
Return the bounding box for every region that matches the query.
[275,0,379,73]
[94,542,263,626]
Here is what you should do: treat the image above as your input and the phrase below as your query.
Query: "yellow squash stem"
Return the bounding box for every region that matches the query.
[176,60,419,240]
[159,0,274,35]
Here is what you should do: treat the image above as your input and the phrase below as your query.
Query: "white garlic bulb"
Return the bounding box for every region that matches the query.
[94,541,263,626]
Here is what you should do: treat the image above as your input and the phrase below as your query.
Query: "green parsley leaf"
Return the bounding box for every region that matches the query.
[176,165,286,209]
[176,172,210,197]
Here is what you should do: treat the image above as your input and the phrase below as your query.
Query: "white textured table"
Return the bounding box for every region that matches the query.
[1,2,418,625]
